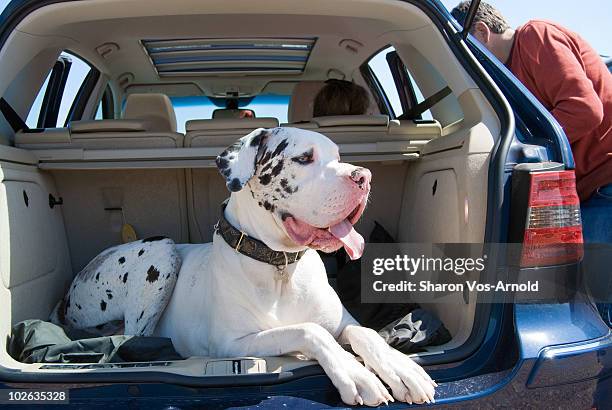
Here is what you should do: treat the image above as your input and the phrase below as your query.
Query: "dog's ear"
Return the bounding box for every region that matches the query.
[216,128,269,192]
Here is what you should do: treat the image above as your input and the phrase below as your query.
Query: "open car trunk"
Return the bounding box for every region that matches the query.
[0,0,508,388]
[0,101,497,378]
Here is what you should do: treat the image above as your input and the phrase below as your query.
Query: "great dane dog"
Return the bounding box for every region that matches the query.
[51,127,436,406]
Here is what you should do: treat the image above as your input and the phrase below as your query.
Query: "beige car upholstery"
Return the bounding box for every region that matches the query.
[185,117,279,147]
[11,94,189,270]
[122,93,177,133]
[288,81,325,123]
[14,93,183,149]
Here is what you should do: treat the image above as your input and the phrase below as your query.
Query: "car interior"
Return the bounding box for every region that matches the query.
[0,0,502,377]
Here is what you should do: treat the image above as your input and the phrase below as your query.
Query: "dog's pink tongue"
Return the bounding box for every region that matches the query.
[329,219,364,260]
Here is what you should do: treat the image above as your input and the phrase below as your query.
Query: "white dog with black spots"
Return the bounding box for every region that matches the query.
[51,127,436,406]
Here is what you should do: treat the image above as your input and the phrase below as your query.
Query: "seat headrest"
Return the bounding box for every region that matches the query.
[70,119,149,133]
[123,93,177,132]
[186,118,279,132]
[312,115,389,127]
[288,81,325,123]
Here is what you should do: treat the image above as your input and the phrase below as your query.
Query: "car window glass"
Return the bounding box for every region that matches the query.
[95,101,103,120]
[405,69,433,120]
[57,52,92,126]
[170,94,289,133]
[368,47,403,117]
[25,51,92,128]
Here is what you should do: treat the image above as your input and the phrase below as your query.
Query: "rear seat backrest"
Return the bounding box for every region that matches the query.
[15,93,183,149]
[122,93,177,133]
[185,118,279,147]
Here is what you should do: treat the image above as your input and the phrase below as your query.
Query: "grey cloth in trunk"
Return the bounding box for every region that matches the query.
[8,319,182,364]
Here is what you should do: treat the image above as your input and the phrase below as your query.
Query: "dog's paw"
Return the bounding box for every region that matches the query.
[329,351,394,407]
[373,348,437,405]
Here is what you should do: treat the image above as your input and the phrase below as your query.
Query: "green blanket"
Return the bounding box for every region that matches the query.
[8,320,182,364]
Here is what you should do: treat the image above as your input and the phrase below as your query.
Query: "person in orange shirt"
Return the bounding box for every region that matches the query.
[451,2,612,323]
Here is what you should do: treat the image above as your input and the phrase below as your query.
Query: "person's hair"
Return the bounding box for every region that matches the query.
[312,79,370,117]
[451,1,510,34]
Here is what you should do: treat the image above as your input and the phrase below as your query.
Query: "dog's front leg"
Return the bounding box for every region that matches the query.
[340,324,437,404]
[228,323,393,406]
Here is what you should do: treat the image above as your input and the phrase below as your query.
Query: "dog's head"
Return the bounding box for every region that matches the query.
[216,127,371,259]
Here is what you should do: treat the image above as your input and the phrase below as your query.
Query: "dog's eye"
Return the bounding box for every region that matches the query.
[291,151,314,165]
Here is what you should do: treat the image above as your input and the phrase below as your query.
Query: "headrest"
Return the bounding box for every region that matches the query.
[186,118,279,132]
[70,119,148,133]
[312,115,389,127]
[288,81,325,123]
[123,93,177,132]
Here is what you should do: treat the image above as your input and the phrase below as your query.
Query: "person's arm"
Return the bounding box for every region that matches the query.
[519,24,604,142]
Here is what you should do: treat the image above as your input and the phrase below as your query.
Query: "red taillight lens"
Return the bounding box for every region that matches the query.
[520,171,583,267]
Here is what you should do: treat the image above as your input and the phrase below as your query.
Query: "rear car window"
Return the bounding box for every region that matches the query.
[171,94,289,133]
[26,51,93,128]
[367,46,433,120]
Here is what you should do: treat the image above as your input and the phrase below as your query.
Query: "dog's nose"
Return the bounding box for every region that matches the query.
[350,167,371,189]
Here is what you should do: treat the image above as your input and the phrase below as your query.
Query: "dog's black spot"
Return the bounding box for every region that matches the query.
[228,178,242,192]
[226,141,242,153]
[275,188,281,192]
[280,178,297,194]
[263,200,275,212]
[146,265,160,283]
[72,318,77,324]
[216,156,229,170]
[138,249,144,257]
[100,300,107,311]
[259,150,272,166]
[270,160,284,177]
[281,212,292,221]
[270,139,289,159]
[261,162,272,174]
[76,304,82,310]
[123,272,129,283]
[118,257,126,264]
[106,290,113,300]
[137,310,144,322]
[221,168,232,178]
[143,236,166,243]
[258,173,272,185]
[166,273,170,279]
[250,130,268,147]
[158,287,163,291]
[95,272,100,281]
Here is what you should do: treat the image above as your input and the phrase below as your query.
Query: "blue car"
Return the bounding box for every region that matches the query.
[0,0,609,408]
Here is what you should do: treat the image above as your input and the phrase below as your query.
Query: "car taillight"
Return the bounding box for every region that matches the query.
[520,170,583,267]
